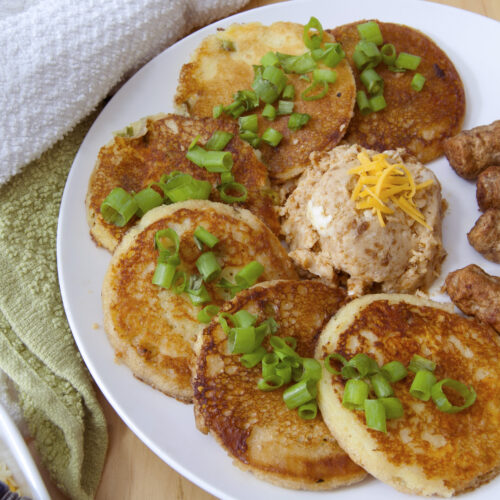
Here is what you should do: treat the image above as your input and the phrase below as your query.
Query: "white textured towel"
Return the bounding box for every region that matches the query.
[0,0,250,185]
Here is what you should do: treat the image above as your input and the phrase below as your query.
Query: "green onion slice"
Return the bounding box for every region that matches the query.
[155,228,180,257]
[152,261,176,289]
[261,51,279,67]
[288,112,311,131]
[205,130,233,151]
[342,378,369,410]
[283,379,317,409]
[228,326,258,354]
[213,104,223,119]
[220,39,235,51]
[262,352,279,378]
[195,251,221,282]
[294,358,322,382]
[360,68,384,95]
[277,100,294,116]
[369,94,387,112]
[431,378,476,413]
[381,43,396,66]
[381,361,408,383]
[172,270,188,294]
[347,353,379,378]
[240,346,267,369]
[357,21,383,46]
[193,226,219,249]
[239,114,259,133]
[239,130,261,148]
[186,145,233,173]
[220,172,234,184]
[252,66,280,104]
[269,335,299,360]
[395,52,421,70]
[379,397,404,419]
[411,73,426,92]
[197,304,220,324]
[262,103,276,121]
[282,84,295,100]
[218,182,248,203]
[313,68,337,84]
[322,42,345,68]
[352,40,382,71]
[303,16,324,50]
[134,187,163,217]
[410,369,437,401]
[301,81,328,101]
[258,375,284,391]
[408,354,436,373]
[187,275,212,305]
[364,399,387,432]
[232,309,257,328]
[324,353,348,375]
[262,65,287,94]
[370,372,394,398]
[276,361,292,385]
[100,187,138,227]
[276,52,317,74]
[261,127,283,147]
[298,400,318,420]
[356,90,371,115]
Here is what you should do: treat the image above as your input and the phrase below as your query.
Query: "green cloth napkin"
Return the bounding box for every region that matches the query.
[0,111,107,500]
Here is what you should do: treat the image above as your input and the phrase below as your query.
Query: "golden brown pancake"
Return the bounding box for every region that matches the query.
[102,201,297,403]
[86,113,279,252]
[193,280,367,489]
[331,21,465,163]
[175,22,356,181]
[316,293,500,496]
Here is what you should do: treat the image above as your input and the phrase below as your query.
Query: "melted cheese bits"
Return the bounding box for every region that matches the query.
[349,150,433,228]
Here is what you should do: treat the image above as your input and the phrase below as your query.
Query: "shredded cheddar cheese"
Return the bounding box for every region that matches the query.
[349,151,433,228]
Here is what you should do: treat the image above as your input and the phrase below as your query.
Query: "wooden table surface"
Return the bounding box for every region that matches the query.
[39,0,499,498]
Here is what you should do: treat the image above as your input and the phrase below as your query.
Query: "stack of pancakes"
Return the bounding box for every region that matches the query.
[86,17,500,496]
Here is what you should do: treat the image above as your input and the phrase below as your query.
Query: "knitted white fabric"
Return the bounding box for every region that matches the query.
[0,0,249,184]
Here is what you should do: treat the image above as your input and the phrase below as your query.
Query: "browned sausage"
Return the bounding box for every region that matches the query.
[443,120,500,179]
[445,264,500,333]
[477,165,500,211]
[467,208,500,262]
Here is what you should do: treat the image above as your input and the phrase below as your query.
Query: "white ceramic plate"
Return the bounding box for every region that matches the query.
[57,0,500,498]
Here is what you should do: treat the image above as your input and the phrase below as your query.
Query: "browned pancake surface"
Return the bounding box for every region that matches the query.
[194,280,366,489]
[87,114,279,252]
[316,294,500,496]
[175,22,356,181]
[331,21,465,163]
[102,201,297,403]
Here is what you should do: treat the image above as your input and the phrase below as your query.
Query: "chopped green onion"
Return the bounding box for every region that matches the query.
[100,187,138,227]
[357,21,383,46]
[239,114,259,133]
[395,52,421,70]
[165,176,212,203]
[228,326,257,354]
[193,226,219,249]
[310,48,325,61]
[258,375,283,391]
[379,397,404,419]
[218,312,234,334]
[283,379,317,409]
[187,275,212,305]
[276,52,317,74]
[223,100,245,118]
[155,228,180,256]
[283,336,297,350]
[220,172,234,184]
[277,100,294,115]
[213,104,223,119]
[195,252,221,282]
[431,378,476,413]
[237,260,264,287]
[381,43,396,66]
[410,369,437,401]
[262,65,287,94]
[282,84,295,100]
[262,127,283,147]
[360,68,384,95]
[342,379,369,410]
[294,358,322,382]
[381,360,408,383]
[262,352,279,378]
[322,42,345,68]
[303,16,324,50]
[276,361,292,385]
[341,364,362,380]
[205,130,233,151]
[218,182,248,203]
[298,400,318,420]
[240,346,267,368]
[408,354,436,373]
[411,73,426,92]
[239,130,261,148]
[288,112,310,131]
[369,94,387,112]
[364,399,387,432]
[356,90,372,115]
[232,309,257,328]
[370,372,394,398]
[172,270,188,294]
[301,80,328,101]
[352,40,382,70]
[260,51,279,67]
[313,68,337,84]
[220,39,235,51]
[252,66,280,104]
[347,353,379,378]
[269,335,299,360]
[262,103,276,121]
[324,353,348,375]
[197,304,220,323]
[152,261,177,289]
[186,145,233,172]
[133,187,163,217]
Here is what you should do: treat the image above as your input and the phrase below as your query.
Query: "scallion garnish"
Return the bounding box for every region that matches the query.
[261,127,283,147]
[258,375,284,391]
[357,21,384,46]
[239,130,261,148]
[322,42,345,68]
[152,261,177,289]
[301,80,328,101]
[303,16,324,50]
[205,130,233,151]
[369,94,387,112]
[313,68,337,84]
[195,251,221,282]
[193,226,219,249]
[262,103,276,121]
[240,346,267,368]
[186,145,233,173]
[360,68,384,95]
[133,186,163,217]
[379,397,404,419]
[408,354,436,373]
[232,309,257,328]
[288,112,310,131]
[213,104,223,119]
[364,399,387,432]
[162,174,212,203]
[431,378,476,413]
[409,369,437,401]
[260,51,279,67]
[352,40,382,71]
[381,43,397,66]
[381,360,407,383]
[100,187,138,227]
[395,52,421,70]
[370,372,394,398]
[298,399,318,420]
[283,379,317,409]
[342,379,369,410]
[197,304,220,324]
[218,181,248,203]
[277,100,294,115]
[411,73,426,92]
[356,90,372,115]
[262,65,287,95]
[239,114,259,134]
[282,84,295,100]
